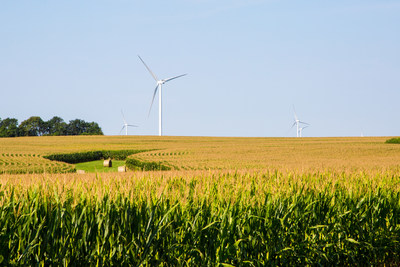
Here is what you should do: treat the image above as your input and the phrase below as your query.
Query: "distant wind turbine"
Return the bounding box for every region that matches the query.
[138,55,187,136]
[291,106,310,137]
[120,110,137,136]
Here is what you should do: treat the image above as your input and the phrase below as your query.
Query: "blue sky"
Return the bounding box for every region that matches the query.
[1,0,399,137]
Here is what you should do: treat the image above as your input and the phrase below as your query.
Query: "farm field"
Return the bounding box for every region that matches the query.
[0,135,400,265]
[1,135,400,173]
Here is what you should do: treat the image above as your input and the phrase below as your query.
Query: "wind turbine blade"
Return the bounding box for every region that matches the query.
[127,124,138,127]
[148,85,159,117]
[121,110,127,124]
[138,55,158,81]
[164,73,187,83]
[119,126,125,134]
[291,122,297,128]
[292,105,298,121]
[299,121,310,125]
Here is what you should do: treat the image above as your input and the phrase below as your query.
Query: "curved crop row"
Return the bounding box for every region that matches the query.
[0,153,74,174]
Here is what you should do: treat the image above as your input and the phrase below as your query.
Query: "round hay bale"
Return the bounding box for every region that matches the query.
[103,159,112,167]
[118,166,126,172]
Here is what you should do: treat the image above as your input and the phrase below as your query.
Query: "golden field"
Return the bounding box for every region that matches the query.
[1,136,400,265]
[1,135,400,197]
[1,135,400,174]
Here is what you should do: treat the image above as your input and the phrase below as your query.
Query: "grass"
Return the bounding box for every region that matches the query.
[75,160,126,173]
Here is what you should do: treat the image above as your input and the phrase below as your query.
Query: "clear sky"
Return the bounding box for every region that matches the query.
[1,0,399,137]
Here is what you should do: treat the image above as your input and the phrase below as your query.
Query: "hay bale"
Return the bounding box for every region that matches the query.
[77,170,85,174]
[103,159,112,167]
[118,166,126,172]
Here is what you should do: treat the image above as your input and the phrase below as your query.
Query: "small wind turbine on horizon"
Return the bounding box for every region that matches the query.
[120,110,138,136]
[291,106,310,137]
[138,55,187,136]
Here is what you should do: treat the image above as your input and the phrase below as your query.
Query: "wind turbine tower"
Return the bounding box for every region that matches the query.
[292,106,310,137]
[299,125,309,137]
[138,55,187,136]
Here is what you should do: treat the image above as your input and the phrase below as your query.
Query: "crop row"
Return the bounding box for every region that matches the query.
[0,154,74,174]
[145,151,189,157]
[0,165,75,175]
[1,153,39,157]
[0,159,58,166]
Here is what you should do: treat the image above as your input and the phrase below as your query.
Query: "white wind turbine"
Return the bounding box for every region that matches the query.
[291,106,310,137]
[138,55,187,136]
[120,110,137,136]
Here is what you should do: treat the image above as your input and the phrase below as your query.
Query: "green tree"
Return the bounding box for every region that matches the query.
[66,119,103,135]
[46,116,67,136]
[66,119,86,135]
[85,122,103,135]
[18,116,45,136]
[0,118,19,137]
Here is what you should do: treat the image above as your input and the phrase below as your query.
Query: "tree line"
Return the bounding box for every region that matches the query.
[0,116,103,137]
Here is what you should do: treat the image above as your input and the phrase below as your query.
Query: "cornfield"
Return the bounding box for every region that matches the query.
[1,136,400,265]
[1,136,400,174]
